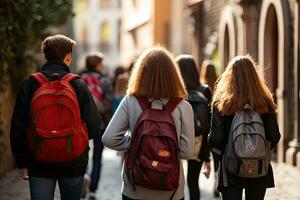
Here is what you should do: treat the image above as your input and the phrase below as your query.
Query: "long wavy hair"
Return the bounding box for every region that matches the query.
[127,47,187,99]
[212,55,277,115]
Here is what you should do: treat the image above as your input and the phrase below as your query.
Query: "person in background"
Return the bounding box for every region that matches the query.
[208,55,281,200]
[111,57,138,113]
[200,60,217,92]
[199,59,220,197]
[112,72,130,162]
[176,55,211,200]
[113,66,126,89]
[102,47,195,200]
[112,72,129,113]
[10,34,101,200]
[80,52,114,200]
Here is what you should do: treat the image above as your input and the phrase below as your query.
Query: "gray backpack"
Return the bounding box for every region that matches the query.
[222,104,271,180]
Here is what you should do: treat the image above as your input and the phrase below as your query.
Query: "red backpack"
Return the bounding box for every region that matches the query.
[125,97,182,191]
[80,72,106,114]
[28,72,88,163]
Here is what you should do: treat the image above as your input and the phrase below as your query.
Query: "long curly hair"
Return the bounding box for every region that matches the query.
[212,55,277,115]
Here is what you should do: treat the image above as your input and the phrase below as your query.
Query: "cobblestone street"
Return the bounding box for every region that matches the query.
[1,148,300,200]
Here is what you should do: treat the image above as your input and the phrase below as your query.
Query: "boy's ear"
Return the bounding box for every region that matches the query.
[64,52,72,66]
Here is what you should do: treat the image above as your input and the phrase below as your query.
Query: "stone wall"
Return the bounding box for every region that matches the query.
[202,0,229,44]
[0,86,15,177]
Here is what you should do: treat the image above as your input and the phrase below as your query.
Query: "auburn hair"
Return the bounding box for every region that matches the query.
[212,55,277,115]
[200,60,217,92]
[127,47,187,99]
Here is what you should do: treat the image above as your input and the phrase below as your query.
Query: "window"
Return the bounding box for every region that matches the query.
[99,21,111,52]
[74,0,88,13]
[100,0,113,8]
[82,21,89,52]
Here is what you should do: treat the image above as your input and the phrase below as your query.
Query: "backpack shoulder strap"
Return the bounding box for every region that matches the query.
[31,72,48,85]
[61,73,80,82]
[165,98,182,113]
[135,96,150,111]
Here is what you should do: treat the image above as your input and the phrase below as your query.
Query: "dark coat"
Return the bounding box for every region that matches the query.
[208,107,281,191]
[188,84,212,162]
[10,61,102,178]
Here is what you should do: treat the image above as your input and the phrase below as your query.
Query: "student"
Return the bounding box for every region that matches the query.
[80,52,114,200]
[102,47,195,200]
[176,55,211,200]
[112,66,126,89]
[208,55,281,200]
[199,60,220,197]
[10,34,101,200]
[200,60,217,92]
[112,72,129,113]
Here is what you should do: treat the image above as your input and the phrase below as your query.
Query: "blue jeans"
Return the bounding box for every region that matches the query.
[29,176,84,200]
[89,134,104,192]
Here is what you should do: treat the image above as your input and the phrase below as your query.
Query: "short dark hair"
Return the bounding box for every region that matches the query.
[85,52,104,71]
[41,34,76,61]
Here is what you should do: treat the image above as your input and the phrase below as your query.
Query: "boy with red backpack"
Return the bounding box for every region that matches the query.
[10,34,101,200]
[80,53,114,200]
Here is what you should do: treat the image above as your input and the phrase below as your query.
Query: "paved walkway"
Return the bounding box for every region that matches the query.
[1,149,300,200]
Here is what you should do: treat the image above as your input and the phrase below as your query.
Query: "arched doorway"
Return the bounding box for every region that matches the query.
[218,6,237,70]
[223,25,230,68]
[263,5,278,101]
[258,0,291,162]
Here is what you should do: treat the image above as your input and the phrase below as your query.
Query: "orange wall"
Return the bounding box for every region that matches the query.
[153,0,171,48]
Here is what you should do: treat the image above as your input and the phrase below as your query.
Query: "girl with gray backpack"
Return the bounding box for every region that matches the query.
[208,55,281,200]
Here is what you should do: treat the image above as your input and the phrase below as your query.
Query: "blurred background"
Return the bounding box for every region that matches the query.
[1,0,300,199]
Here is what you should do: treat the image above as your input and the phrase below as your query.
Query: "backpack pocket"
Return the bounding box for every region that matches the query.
[139,155,172,172]
[29,125,88,163]
[133,155,178,190]
[238,158,270,178]
[31,128,75,162]
[233,132,267,159]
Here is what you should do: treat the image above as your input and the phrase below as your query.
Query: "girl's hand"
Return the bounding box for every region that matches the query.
[204,161,211,173]
[18,168,29,180]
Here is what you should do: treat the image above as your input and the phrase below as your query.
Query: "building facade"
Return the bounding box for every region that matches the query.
[120,0,192,66]
[188,0,300,167]
[73,0,121,73]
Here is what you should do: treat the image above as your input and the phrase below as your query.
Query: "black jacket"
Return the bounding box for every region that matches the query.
[189,84,212,162]
[10,61,101,178]
[208,107,281,190]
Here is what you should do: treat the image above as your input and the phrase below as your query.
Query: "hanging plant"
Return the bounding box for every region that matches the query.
[0,0,74,93]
